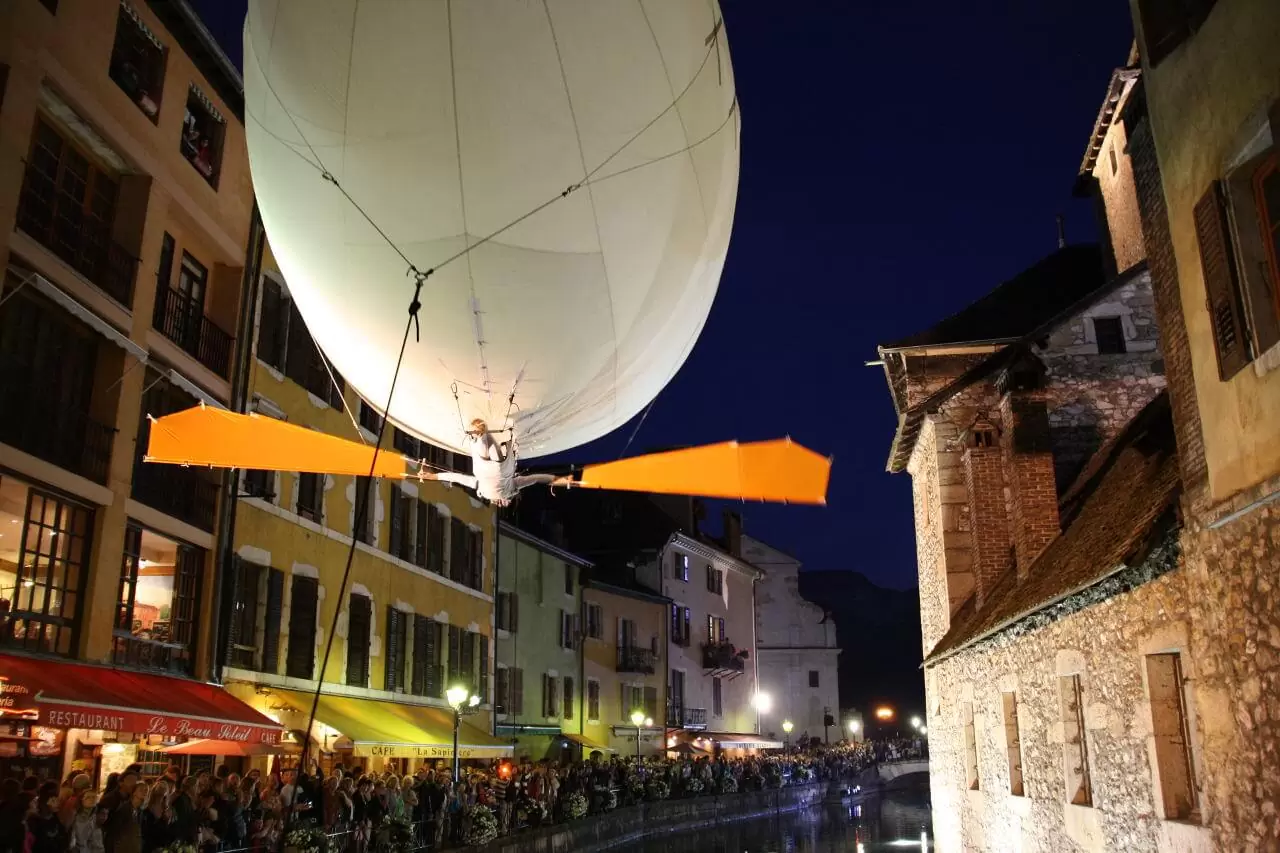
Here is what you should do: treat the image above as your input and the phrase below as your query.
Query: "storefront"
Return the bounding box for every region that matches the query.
[244,688,512,776]
[0,654,282,783]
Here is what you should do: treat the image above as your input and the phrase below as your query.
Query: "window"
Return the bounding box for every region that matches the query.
[297,473,322,523]
[243,470,274,502]
[1146,653,1199,821]
[257,275,288,371]
[226,558,262,669]
[393,428,420,458]
[286,575,318,679]
[478,634,489,702]
[1002,692,1025,797]
[459,629,477,691]
[389,488,413,562]
[1060,674,1093,806]
[510,667,524,715]
[712,677,723,717]
[585,603,602,639]
[264,280,347,408]
[496,667,510,713]
[587,680,601,721]
[961,701,979,791]
[671,604,692,646]
[706,614,725,644]
[1136,0,1217,67]
[705,565,723,594]
[17,119,130,306]
[1109,145,1118,176]
[644,685,658,721]
[496,592,519,633]
[543,674,560,718]
[621,684,644,722]
[109,4,165,122]
[346,594,372,687]
[385,607,408,693]
[115,524,201,675]
[448,518,483,590]
[674,553,689,582]
[560,611,577,650]
[563,676,575,720]
[181,84,225,185]
[564,564,574,596]
[1093,317,1127,354]
[353,477,376,545]
[359,401,383,434]
[410,615,442,699]
[809,670,820,689]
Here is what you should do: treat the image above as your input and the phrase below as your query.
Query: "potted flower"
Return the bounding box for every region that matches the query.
[465,806,498,846]
[563,792,589,820]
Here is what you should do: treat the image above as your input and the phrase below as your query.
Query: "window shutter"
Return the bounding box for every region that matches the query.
[384,607,402,692]
[258,277,287,370]
[470,529,484,590]
[427,505,444,573]
[496,593,508,632]
[542,675,550,717]
[286,576,318,679]
[448,624,461,683]
[478,634,489,703]
[683,607,691,647]
[261,568,284,673]
[415,500,428,568]
[1195,181,1251,379]
[1251,156,1280,353]
[496,667,509,713]
[511,593,520,633]
[513,668,524,714]
[411,615,429,695]
[346,594,371,687]
[389,490,404,559]
[620,684,629,721]
[449,517,466,582]
[424,620,441,698]
[222,557,243,666]
[564,676,574,720]
[573,611,581,650]
[717,617,726,643]
[644,686,658,721]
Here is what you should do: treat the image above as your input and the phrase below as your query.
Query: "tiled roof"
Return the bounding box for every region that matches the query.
[880,245,1104,351]
[924,392,1179,664]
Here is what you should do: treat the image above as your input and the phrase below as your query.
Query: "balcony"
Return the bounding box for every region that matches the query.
[666,705,708,729]
[617,646,657,675]
[152,285,233,378]
[112,632,193,676]
[131,456,219,531]
[702,640,747,674]
[0,355,114,484]
[16,162,138,308]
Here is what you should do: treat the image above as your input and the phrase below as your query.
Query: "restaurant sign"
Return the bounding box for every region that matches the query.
[355,743,511,759]
[38,705,280,744]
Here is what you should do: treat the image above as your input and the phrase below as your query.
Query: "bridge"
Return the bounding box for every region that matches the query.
[827,759,931,802]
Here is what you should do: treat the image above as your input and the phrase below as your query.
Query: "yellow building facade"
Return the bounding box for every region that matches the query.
[222,244,505,773]
[0,0,282,782]
[581,580,668,757]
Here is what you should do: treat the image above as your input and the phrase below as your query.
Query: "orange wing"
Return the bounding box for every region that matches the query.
[144,405,409,478]
[574,439,830,505]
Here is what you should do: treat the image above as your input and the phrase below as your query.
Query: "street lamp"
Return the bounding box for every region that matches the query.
[630,709,646,764]
[847,719,859,736]
[910,716,922,731]
[447,684,481,783]
[782,719,793,751]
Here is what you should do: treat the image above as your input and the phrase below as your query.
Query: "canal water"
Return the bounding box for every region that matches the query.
[609,787,933,853]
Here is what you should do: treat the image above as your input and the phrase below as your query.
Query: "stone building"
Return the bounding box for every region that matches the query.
[743,534,840,745]
[1123,0,1280,846]
[881,10,1280,846]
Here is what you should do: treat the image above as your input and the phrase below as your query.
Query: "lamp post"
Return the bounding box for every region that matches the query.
[751,691,772,736]
[447,684,481,783]
[630,709,646,764]
[782,719,793,752]
[847,719,859,740]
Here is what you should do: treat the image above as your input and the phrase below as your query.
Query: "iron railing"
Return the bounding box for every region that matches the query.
[16,162,138,307]
[616,646,657,674]
[112,631,193,675]
[152,285,233,377]
[702,641,746,672]
[131,455,219,530]
[666,705,708,728]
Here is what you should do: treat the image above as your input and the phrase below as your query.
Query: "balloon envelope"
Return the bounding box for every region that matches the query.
[244,0,739,457]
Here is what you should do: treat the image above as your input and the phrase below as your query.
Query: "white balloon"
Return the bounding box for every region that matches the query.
[243,0,739,457]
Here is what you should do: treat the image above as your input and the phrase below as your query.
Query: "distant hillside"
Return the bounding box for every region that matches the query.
[799,571,925,721]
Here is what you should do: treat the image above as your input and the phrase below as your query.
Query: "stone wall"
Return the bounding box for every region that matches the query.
[461,783,826,853]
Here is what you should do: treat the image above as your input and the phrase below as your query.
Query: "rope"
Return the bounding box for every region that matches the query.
[291,286,422,802]
[310,327,367,446]
[618,396,659,460]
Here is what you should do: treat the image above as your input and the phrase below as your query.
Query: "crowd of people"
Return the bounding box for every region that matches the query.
[0,738,924,853]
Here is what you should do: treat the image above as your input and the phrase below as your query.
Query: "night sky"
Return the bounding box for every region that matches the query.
[194,1,1134,590]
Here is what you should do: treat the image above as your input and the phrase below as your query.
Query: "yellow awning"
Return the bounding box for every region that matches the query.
[562,732,612,752]
[144,405,409,479]
[273,691,511,760]
[575,439,830,505]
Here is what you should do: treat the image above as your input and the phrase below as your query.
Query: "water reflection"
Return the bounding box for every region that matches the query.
[609,788,933,853]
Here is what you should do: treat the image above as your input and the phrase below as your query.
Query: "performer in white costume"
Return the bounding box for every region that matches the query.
[419,420,569,507]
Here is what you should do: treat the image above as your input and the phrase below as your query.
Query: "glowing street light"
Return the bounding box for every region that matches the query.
[874,706,895,721]
[631,709,647,764]
[847,719,859,735]
[751,692,772,713]
[910,716,922,730]
[782,719,793,751]
[447,684,481,782]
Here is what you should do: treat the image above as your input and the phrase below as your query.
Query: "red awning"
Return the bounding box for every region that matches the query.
[160,738,296,756]
[0,655,281,744]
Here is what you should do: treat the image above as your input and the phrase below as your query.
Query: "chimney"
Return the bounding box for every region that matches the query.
[961,420,1012,609]
[722,509,743,558]
[998,359,1061,579]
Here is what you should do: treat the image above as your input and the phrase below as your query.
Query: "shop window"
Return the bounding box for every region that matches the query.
[0,477,92,657]
[114,524,202,675]
[181,85,224,186]
[109,4,165,122]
